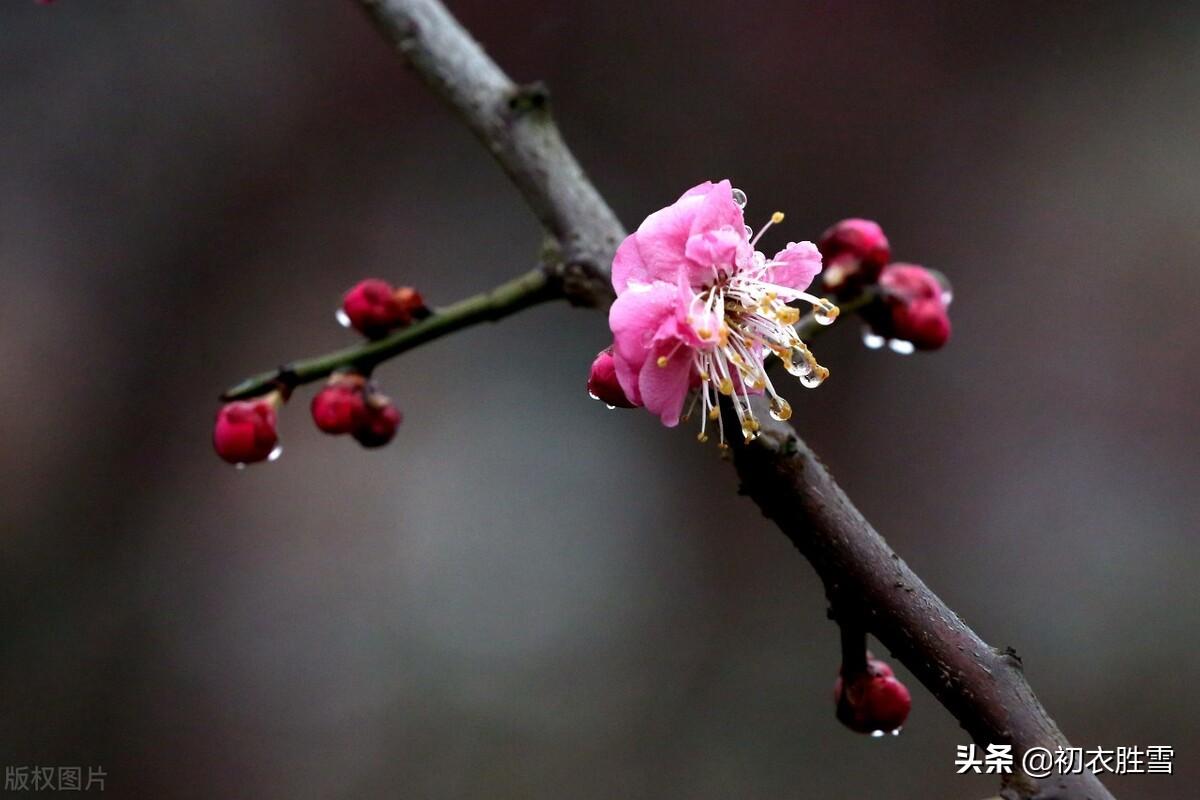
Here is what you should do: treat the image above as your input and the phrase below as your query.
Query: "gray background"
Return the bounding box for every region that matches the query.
[2,1,1197,797]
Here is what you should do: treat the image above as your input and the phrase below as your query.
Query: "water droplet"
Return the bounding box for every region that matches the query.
[800,366,828,388]
[890,727,902,737]
[941,289,954,306]
[744,224,754,238]
[768,397,792,421]
[235,462,247,471]
[605,404,616,410]
[731,187,747,208]
[870,730,886,738]
[268,444,284,462]
[813,300,839,326]
[752,250,767,269]
[783,347,813,377]
[588,390,600,401]
[888,338,915,355]
[861,329,886,350]
[335,308,352,328]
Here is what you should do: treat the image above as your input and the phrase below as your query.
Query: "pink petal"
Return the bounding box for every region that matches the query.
[684,226,747,277]
[611,233,648,294]
[638,335,694,427]
[769,241,823,292]
[630,194,708,287]
[608,281,678,404]
[688,178,745,238]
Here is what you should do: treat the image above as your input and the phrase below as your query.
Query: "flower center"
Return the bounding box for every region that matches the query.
[677,206,841,451]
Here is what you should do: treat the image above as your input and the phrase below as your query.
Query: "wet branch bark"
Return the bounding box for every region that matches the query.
[348,1,1113,796]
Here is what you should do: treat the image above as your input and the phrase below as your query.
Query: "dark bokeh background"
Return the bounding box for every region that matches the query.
[3,2,1197,797]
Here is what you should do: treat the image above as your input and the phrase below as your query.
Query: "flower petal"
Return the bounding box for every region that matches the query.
[768,241,823,292]
[638,335,694,427]
[608,281,678,405]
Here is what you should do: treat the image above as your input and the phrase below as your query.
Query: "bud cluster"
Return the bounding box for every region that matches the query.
[213,279,424,466]
[817,219,953,353]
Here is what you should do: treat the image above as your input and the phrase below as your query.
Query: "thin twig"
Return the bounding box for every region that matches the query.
[222,266,552,400]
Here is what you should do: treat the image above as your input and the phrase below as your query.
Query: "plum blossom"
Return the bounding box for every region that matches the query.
[606,180,838,448]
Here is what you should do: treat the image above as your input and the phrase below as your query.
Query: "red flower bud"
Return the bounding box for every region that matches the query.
[877,263,952,350]
[352,394,402,449]
[817,219,891,295]
[341,279,407,339]
[393,285,429,322]
[310,373,368,435]
[834,657,912,735]
[213,395,281,465]
[587,348,638,409]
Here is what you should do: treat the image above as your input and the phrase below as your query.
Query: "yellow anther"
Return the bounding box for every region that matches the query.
[771,211,785,224]
[656,355,669,367]
[719,378,734,396]
[698,328,711,339]
[697,432,709,443]
[708,406,720,421]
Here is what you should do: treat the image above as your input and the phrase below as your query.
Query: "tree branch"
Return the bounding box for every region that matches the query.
[725,400,1114,799]
[357,0,624,306]
[222,3,1119,796]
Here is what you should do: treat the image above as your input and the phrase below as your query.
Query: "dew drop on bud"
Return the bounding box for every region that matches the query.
[891,728,902,736]
[731,187,747,208]
[744,224,754,239]
[605,404,616,410]
[235,462,247,471]
[588,390,600,401]
[862,329,886,350]
[335,308,352,328]
[267,444,284,462]
[942,289,954,306]
[870,730,886,738]
[768,397,792,421]
[888,338,916,355]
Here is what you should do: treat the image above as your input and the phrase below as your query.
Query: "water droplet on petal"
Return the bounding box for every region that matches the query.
[268,444,284,462]
[731,187,748,208]
[862,329,886,350]
[588,390,600,401]
[870,730,886,738]
[744,224,754,238]
[890,727,902,737]
[335,308,352,328]
[605,404,616,410]
[234,462,247,471]
[768,397,792,421]
[752,250,767,269]
[941,289,954,306]
[888,338,915,355]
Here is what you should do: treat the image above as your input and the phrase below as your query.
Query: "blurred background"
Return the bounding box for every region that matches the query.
[2,1,1197,797]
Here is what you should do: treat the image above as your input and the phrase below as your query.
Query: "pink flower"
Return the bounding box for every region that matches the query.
[606,180,838,446]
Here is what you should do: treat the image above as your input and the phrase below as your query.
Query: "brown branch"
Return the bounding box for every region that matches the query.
[726,398,1114,799]
[357,0,624,307]
[329,2,1115,796]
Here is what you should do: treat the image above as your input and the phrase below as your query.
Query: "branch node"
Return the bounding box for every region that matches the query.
[507,80,551,115]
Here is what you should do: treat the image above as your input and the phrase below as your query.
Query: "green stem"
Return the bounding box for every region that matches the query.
[221,267,555,401]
